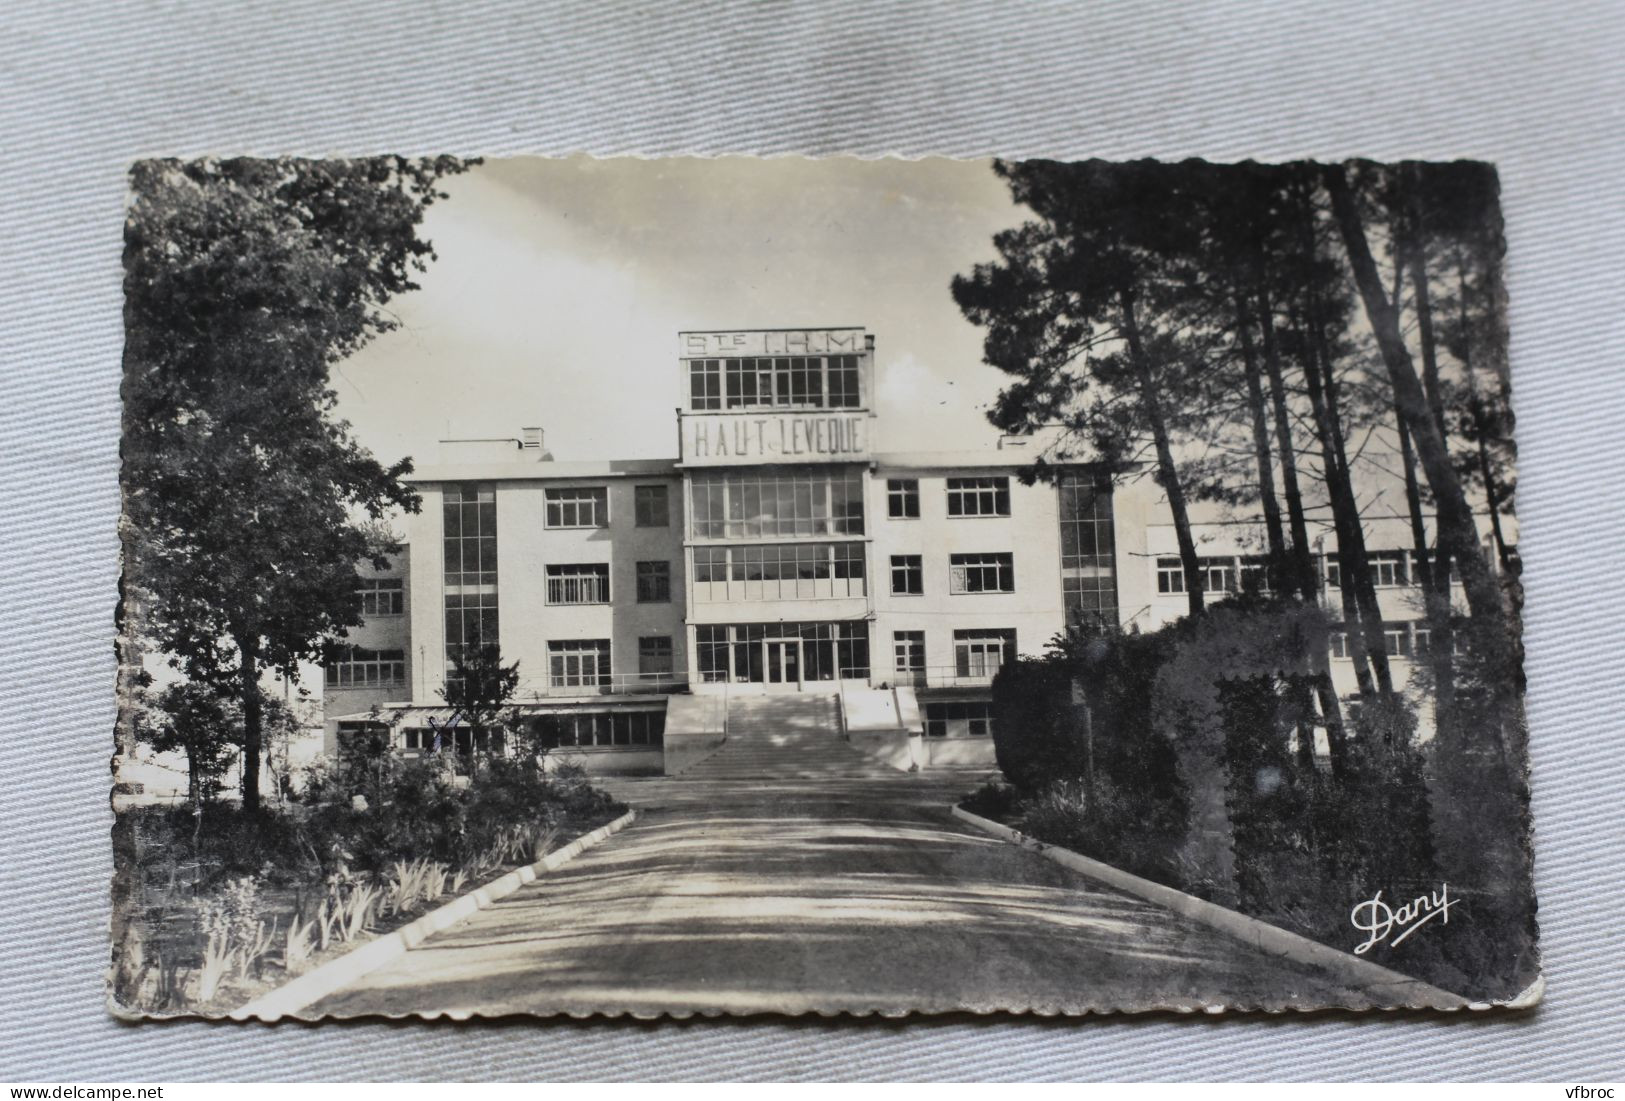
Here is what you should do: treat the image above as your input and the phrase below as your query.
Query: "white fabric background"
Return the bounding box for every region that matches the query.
[1,0,1621,1081]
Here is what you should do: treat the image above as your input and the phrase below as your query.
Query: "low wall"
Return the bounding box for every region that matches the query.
[662,694,728,774]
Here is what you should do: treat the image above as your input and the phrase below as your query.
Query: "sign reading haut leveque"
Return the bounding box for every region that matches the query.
[683,412,869,465]
[679,328,866,358]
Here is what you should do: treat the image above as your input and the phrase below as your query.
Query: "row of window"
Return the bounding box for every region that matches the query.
[1328,621,1457,660]
[688,356,863,411]
[890,553,1015,596]
[325,647,407,689]
[891,628,1016,678]
[886,477,1013,519]
[541,484,670,530]
[1155,550,1438,596]
[690,469,865,539]
[544,561,672,605]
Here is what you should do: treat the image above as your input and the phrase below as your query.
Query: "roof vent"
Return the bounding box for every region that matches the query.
[521,426,544,450]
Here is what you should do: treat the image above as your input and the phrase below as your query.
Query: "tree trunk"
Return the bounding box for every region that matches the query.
[1324,164,1505,628]
[1120,286,1204,618]
[1457,253,1516,573]
[1293,309,1376,699]
[1234,295,1289,592]
[235,630,262,814]
[1397,413,1457,734]
[1301,289,1395,697]
[1258,287,1319,601]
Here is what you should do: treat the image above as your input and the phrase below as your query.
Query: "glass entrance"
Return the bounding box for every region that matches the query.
[764,638,802,690]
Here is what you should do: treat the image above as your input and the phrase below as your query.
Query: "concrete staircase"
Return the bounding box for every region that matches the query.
[677,693,897,780]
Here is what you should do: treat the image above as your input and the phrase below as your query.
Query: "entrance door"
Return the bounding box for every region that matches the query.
[763,638,802,691]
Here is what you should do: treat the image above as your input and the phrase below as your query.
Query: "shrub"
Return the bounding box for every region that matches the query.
[1016,774,1189,886]
[959,779,1020,821]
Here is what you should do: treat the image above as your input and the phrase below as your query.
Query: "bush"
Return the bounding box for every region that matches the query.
[959,779,1020,821]
[1016,775,1190,886]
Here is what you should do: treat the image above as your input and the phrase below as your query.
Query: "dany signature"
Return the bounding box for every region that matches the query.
[1350,884,1458,955]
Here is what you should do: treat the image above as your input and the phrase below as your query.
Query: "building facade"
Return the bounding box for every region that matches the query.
[325,326,1503,773]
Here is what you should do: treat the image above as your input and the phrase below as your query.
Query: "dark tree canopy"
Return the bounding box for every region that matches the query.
[122,156,476,811]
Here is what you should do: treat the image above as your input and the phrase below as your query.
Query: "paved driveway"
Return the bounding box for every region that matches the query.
[311,773,1421,1017]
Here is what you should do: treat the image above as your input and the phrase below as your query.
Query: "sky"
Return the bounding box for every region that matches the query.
[332,157,1029,468]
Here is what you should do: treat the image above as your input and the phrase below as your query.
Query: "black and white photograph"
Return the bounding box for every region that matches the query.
[111,154,1538,1020]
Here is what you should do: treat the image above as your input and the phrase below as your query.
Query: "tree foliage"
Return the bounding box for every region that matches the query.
[122,156,476,810]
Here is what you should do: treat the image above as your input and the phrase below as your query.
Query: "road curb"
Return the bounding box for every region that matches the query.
[950,805,1470,1010]
[232,808,637,1021]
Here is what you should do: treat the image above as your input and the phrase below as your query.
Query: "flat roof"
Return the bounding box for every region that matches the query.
[406,450,1100,482]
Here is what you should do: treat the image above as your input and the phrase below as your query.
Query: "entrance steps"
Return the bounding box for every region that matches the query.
[677,693,898,780]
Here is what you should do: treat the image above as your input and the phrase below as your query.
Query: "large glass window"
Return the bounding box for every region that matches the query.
[953,628,1015,678]
[1059,472,1118,629]
[443,484,497,685]
[949,552,1014,594]
[634,485,670,527]
[689,355,862,411]
[689,468,865,539]
[546,563,610,605]
[358,577,404,617]
[946,476,1010,517]
[694,622,869,683]
[545,487,608,528]
[548,640,611,689]
[690,543,865,601]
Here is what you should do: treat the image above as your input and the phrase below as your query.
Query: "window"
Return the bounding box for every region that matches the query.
[893,630,925,675]
[946,476,1010,517]
[1237,556,1273,592]
[1368,551,1411,588]
[689,358,722,410]
[545,487,608,528]
[697,355,862,411]
[634,484,670,527]
[325,647,406,689]
[887,479,920,519]
[891,554,923,595]
[638,636,674,678]
[1059,472,1117,628]
[535,710,666,749]
[694,621,869,683]
[1201,558,1237,593]
[1328,627,1349,659]
[954,628,1015,678]
[548,640,611,689]
[950,552,1014,594]
[1156,555,1235,594]
[689,469,865,538]
[636,560,671,603]
[690,543,866,601]
[1323,555,1342,588]
[1383,623,1413,658]
[443,484,497,685]
[1414,625,1432,655]
[546,563,610,605]
[358,577,404,616]
[924,701,995,738]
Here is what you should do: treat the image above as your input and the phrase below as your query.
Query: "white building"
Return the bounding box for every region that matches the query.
[325,326,1507,773]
